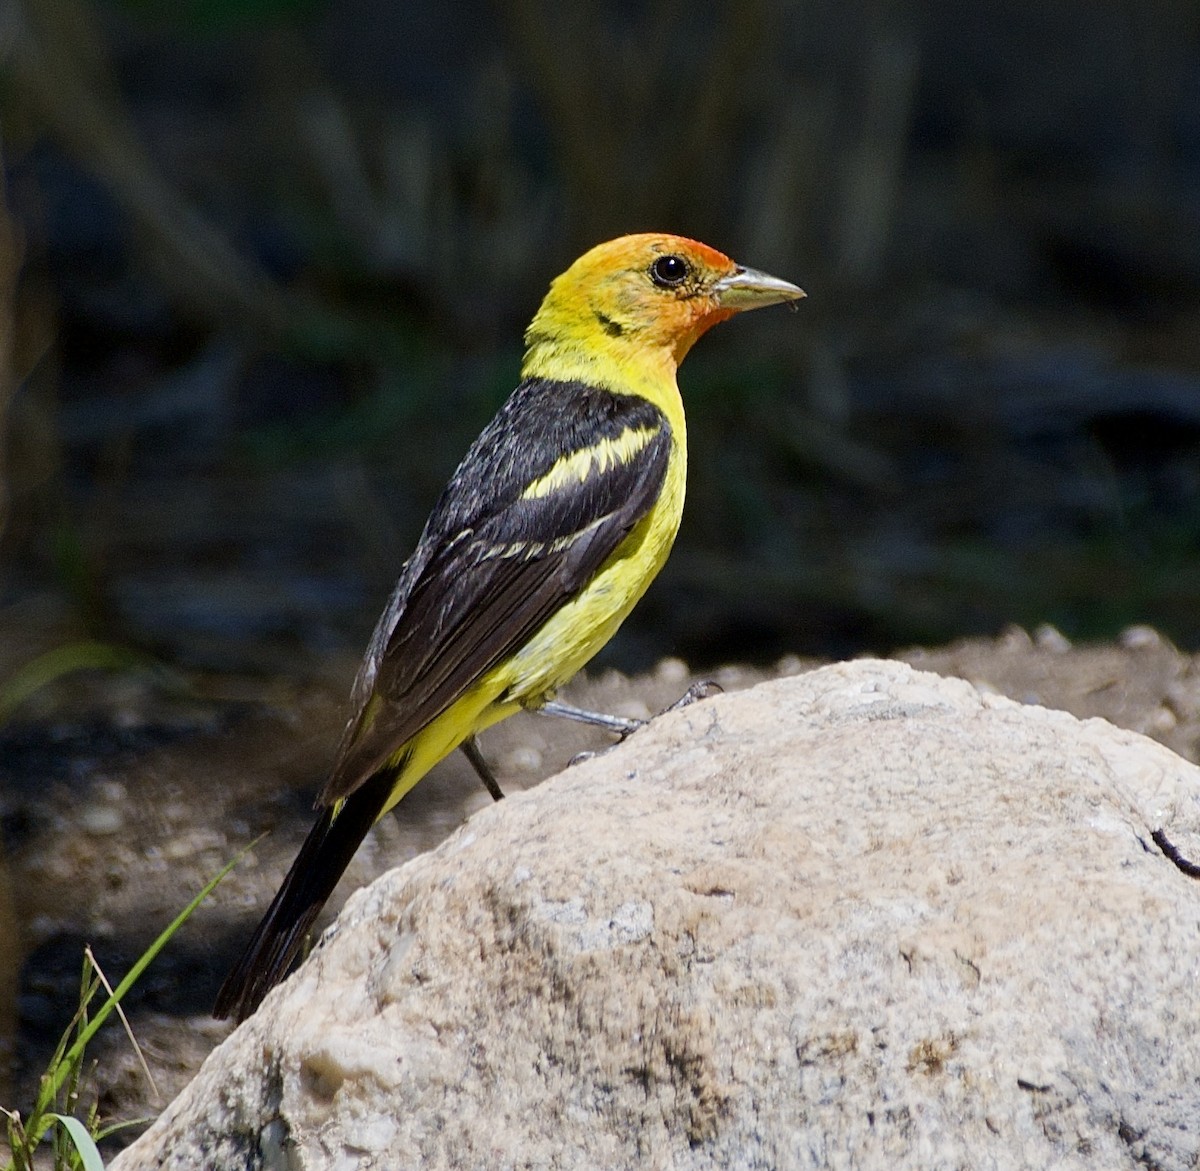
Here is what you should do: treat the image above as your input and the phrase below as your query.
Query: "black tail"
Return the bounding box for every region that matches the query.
[214,767,396,1022]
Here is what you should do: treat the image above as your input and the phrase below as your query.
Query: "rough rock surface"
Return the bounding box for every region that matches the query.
[111,659,1200,1171]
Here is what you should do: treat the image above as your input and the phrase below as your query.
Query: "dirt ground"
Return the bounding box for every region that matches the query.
[4,604,1200,1152]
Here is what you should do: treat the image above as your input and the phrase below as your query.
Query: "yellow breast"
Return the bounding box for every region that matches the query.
[491,427,686,705]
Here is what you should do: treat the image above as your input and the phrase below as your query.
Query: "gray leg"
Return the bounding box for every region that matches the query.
[541,681,724,746]
[538,698,644,737]
[460,736,505,801]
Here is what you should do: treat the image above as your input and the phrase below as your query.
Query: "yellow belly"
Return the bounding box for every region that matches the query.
[492,441,686,702]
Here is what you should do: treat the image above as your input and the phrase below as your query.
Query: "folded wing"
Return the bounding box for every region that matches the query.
[321,378,672,805]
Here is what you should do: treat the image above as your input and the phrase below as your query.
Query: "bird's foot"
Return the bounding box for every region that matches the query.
[558,680,723,767]
[660,678,723,714]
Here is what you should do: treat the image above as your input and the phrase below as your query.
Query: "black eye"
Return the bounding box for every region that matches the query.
[650,254,690,287]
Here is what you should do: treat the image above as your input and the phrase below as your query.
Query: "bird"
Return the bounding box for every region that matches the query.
[214,233,804,1022]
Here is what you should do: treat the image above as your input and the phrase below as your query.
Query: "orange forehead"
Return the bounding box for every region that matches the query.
[566,233,737,280]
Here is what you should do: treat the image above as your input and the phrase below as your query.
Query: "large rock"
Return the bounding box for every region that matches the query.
[112,660,1200,1170]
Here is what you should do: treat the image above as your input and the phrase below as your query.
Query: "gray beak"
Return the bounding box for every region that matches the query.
[712,265,806,310]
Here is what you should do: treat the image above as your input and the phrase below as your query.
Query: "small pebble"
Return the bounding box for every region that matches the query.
[775,654,806,676]
[97,780,127,803]
[1033,624,1072,652]
[79,805,124,836]
[505,746,542,772]
[164,836,196,860]
[1119,625,1163,650]
[655,657,689,684]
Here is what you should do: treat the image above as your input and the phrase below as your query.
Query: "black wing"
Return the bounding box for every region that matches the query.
[320,377,672,804]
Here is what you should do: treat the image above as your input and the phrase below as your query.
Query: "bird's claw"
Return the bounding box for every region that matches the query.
[564,680,721,768]
[660,678,723,715]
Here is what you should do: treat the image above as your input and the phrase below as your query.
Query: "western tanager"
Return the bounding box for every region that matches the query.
[214,233,804,1021]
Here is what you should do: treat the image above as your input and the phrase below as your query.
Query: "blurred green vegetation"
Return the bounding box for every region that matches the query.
[0,0,1198,672]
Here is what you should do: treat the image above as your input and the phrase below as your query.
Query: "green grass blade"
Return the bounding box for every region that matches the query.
[47,1115,105,1171]
[27,846,253,1147]
[0,642,146,725]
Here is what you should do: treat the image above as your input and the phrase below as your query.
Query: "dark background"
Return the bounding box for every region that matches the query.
[3,0,1200,677]
[2,0,1200,1135]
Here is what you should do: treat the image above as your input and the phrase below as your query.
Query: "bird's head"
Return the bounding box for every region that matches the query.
[522,233,805,387]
